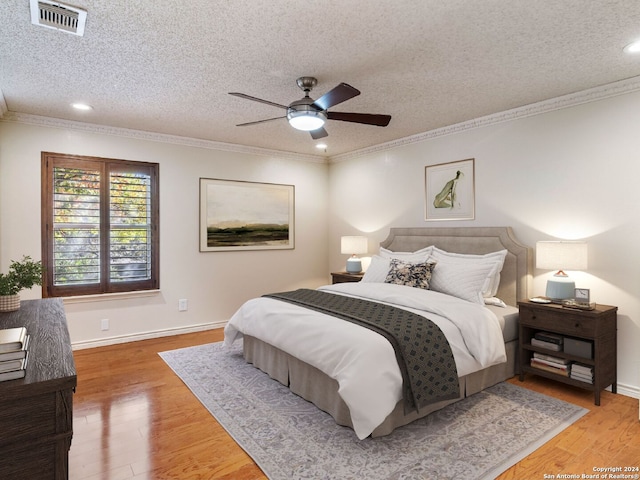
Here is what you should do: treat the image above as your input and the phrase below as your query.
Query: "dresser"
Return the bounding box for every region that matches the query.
[0,299,76,479]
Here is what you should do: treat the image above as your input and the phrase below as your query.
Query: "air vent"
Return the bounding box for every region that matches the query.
[30,0,87,36]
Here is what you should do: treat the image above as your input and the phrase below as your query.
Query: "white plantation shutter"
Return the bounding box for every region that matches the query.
[109,169,152,283]
[42,153,159,297]
[52,166,101,286]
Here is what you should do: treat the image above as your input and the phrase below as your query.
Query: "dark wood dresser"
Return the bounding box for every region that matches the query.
[0,298,76,479]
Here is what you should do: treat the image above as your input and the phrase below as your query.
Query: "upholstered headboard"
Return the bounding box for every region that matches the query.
[379,227,532,306]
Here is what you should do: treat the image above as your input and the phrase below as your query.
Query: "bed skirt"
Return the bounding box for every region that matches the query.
[243,335,518,437]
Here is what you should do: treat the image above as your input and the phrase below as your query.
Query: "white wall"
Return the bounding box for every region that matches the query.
[0,121,329,347]
[329,90,640,397]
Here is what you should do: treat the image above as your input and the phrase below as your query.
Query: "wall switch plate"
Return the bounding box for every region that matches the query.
[101,318,109,331]
[178,299,188,311]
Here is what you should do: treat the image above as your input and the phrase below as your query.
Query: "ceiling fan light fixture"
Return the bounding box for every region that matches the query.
[287,108,327,131]
[231,76,390,138]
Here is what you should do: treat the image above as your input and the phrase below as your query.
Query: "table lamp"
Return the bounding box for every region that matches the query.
[536,240,587,301]
[341,236,368,273]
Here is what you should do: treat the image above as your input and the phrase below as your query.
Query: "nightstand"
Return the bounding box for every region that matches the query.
[331,271,364,284]
[518,300,617,406]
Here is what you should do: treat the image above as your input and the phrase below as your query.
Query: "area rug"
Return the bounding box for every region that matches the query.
[160,341,587,480]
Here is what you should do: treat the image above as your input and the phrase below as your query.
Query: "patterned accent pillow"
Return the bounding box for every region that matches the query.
[384,259,437,290]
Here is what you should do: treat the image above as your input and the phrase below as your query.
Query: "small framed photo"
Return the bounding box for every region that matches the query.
[574,288,590,304]
[425,158,475,221]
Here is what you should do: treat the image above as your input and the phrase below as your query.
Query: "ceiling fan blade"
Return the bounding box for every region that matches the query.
[236,116,286,127]
[327,111,391,127]
[310,127,328,140]
[229,92,289,110]
[312,83,360,111]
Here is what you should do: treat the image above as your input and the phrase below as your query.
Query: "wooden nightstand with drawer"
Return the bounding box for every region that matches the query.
[331,272,364,284]
[518,300,617,405]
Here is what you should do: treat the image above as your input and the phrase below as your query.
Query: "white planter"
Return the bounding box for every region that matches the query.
[0,294,20,312]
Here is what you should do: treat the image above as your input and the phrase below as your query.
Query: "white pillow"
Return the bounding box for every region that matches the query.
[429,260,498,304]
[429,247,507,298]
[379,245,433,263]
[361,255,391,283]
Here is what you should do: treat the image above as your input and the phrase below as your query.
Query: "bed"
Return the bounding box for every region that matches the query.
[224,227,532,439]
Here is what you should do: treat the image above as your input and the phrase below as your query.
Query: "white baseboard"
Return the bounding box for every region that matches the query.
[71,320,226,350]
[615,382,640,400]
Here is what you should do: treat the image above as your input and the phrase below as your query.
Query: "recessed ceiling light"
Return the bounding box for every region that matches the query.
[316,143,327,150]
[71,102,93,111]
[623,40,640,54]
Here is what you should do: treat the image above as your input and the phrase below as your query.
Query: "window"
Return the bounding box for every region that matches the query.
[42,152,159,297]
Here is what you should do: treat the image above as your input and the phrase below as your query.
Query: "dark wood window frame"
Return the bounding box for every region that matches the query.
[41,152,159,297]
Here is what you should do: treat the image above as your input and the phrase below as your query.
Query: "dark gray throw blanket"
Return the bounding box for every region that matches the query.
[263,288,460,413]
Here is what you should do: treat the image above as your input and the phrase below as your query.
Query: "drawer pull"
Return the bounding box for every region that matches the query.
[575,323,580,328]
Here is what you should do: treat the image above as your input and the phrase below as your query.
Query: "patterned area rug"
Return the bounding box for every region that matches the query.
[160,341,587,480]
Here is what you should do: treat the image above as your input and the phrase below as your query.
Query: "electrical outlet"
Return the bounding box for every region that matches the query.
[178,299,188,312]
[101,318,109,331]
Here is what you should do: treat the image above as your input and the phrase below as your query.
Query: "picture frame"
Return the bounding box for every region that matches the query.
[425,158,475,221]
[574,288,590,303]
[199,178,295,252]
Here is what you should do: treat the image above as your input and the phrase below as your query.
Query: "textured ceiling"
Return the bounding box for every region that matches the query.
[1,0,640,158]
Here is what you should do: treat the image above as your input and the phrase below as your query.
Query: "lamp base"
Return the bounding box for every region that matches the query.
[346,257,362,274]
[545,277,575,302]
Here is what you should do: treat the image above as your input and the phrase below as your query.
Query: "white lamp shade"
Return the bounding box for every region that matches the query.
[536,241,588,271]
[340,236,368,255]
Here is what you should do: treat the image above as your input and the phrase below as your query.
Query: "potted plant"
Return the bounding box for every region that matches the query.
[0,256,44,312]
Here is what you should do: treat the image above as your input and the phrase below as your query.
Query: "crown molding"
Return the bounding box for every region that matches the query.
[0,112,327,164]
[4,76,640,165]
[330,76,640,163]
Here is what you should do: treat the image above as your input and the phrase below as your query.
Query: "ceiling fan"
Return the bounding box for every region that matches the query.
[229,77,391,140]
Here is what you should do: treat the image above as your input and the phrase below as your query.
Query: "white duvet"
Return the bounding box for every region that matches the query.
[224,282,506,439]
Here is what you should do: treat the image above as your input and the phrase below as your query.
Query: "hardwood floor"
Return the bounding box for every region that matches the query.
[69,329,640,480]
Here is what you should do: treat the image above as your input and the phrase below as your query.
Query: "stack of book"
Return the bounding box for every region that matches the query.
[530,352,570,376]
[0,326,29,382]
[570,363,594,384]
[531,331,563,352]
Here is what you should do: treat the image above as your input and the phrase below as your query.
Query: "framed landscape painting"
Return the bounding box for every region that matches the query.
[425,158,475,221]
[200,178,295,251]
